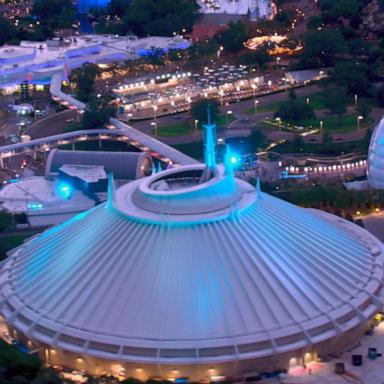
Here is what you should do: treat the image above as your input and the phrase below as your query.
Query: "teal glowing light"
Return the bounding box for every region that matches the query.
[58,183,72,199]
[230,155,240,165]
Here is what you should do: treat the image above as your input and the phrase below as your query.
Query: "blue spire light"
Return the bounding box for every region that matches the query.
[203,107,217,171]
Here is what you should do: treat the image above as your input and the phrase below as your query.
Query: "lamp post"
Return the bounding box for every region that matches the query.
[151,121,158,136]
[219,89,224,106]
[275,117,282,132]
[276,56,281,69]
[306,97,310,105]
[194,119,199,132]
[226,110,233,125]
[254,100,259,114]
[354,94,358,108]
[357,115,363,130]
[153,105,158,122]
[320,120,323,135]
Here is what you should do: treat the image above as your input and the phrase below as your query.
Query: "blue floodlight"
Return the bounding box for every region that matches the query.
[58,183,73,199]
[230,154,241,166]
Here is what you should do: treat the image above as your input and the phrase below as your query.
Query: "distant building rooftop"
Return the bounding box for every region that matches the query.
[0,176,94,214]
[59,164,107,183]
[46,149,153,180]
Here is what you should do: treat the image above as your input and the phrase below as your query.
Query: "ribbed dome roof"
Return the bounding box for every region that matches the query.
[1,164,384,364]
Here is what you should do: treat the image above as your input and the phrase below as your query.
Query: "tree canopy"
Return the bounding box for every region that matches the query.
[118,0,199,37]
[70,63,100,103]
[215,21,249,53]
[32,0,76,29]
[82,97,117,130]
[274,100,315,124]
[0,16,17,46]
[191,99,220,126]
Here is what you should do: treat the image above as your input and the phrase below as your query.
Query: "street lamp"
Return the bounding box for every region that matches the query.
[153,105,158,122]
[194,119,199,132]
[254,100,259,114]
[226,110,233,125]
[357,115,363,130]
[219,89,224,106]
[275,117,282,131]
[127,112,133,122]
[354,94,358,108]
[320,120,323,135]
[276,56,281,68]
[306,97,310,105]
[151,121,158,136]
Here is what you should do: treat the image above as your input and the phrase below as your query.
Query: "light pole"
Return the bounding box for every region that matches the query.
[194,119,199,132]
[153,105,158,122]
[226,110,233,125]
[275,117,282,131]
[357,115,363,130]
[276,56,281,69]
[219,90,224,106]
[254,100,259,114]
[354,94,358,108]
[151,121,158,136]
[320,120,323,135]
[306,97,310,105]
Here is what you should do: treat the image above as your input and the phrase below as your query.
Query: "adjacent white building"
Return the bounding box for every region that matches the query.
[0,34,190,93]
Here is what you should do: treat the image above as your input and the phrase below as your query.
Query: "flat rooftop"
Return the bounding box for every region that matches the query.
[0,177,94,213]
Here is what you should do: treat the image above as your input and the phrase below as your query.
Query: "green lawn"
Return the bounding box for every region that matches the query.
[216,113,236,127]
[302,114,373,134]
[0,232,40,261]
[244,92,328,115]
[151,122,192,137]
[261,114,373,134]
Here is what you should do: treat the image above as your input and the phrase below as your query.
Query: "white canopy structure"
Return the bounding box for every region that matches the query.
[368,117,384,189]
[1,121,384,380]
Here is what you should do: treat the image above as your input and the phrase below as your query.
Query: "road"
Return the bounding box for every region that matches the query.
[129,85,322,133]
[26,110,78,139]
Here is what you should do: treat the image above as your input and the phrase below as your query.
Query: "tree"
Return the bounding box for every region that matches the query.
[0,16,18,45]
[376,83,384,106]
[121,0,199,37]
[70,63,100,102]
[215,21,249,53]
[249,129,267,151]
[307,15,324,30]
[82,97,117,130]
[300,29,346,68]
[324,87,348,125]
[32,0,76,29]
[331,61,372,96]
[235,45,271,69]
[191,99,220,126]
[359,101,372,118]
[274,100,315,124]
[0,211,15,232]
[107,0,132,17]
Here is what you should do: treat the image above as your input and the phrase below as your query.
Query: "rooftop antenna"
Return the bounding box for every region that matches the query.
[203,105,217,171]
[107,173,116,208]
[256,177,262,199]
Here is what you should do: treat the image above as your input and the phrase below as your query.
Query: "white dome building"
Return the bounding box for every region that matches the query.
[368,117,384,189]
[1,124,384,381]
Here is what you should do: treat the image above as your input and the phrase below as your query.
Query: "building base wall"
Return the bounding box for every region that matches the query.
[6,319,373,382]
